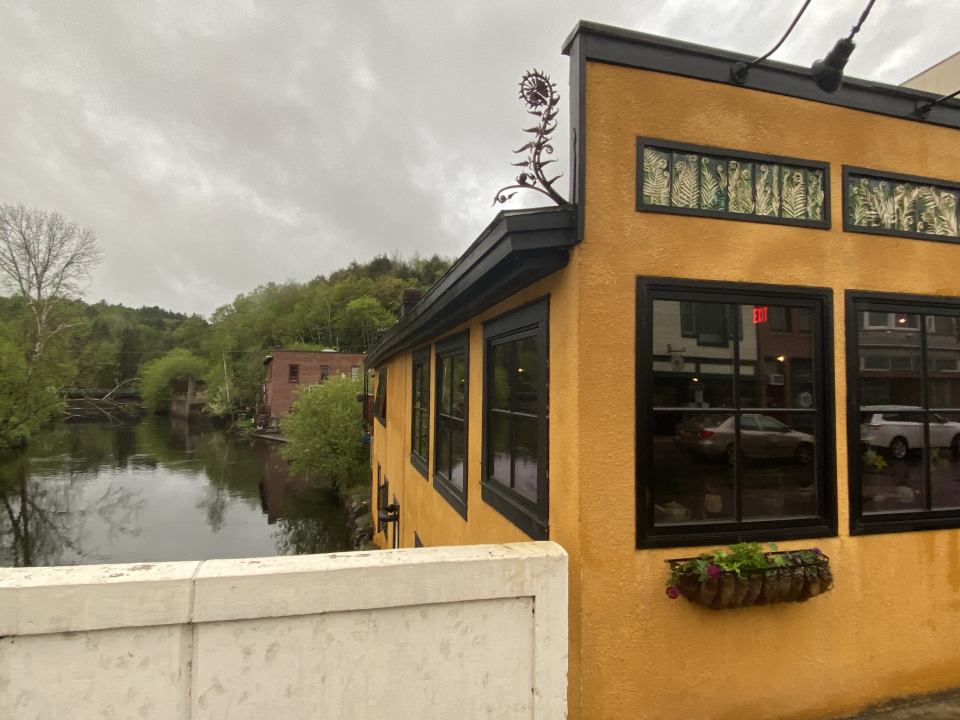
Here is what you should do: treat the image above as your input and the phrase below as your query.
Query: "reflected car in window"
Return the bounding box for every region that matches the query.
[860,405,960,459]
[674,414,814,464]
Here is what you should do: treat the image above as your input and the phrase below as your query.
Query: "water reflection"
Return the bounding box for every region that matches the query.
[0,416,352,567]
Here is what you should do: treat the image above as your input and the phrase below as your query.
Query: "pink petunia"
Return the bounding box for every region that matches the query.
[666,586,680,599]
[707,565,721,579]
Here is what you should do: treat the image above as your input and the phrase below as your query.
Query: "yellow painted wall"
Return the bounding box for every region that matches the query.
[578,60,960,720]
[369,265,584,713]
[371,57,960,720]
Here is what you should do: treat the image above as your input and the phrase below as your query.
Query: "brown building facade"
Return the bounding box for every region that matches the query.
[263,349,365,419]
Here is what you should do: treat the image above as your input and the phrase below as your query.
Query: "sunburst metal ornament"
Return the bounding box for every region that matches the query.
[492,70,567,207]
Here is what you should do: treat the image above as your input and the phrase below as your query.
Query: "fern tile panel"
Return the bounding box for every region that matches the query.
[699,157,727,212]
[643,148,672,206]
[845,168,960,240]
[638,138,829,229]
[781,167,808,220]
[671,153,699,208]
[806,170,825,221]
[754,163,780,217]
[727,160,754,215]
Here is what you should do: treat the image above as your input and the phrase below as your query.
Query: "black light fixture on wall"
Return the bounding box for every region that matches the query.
[810,0,877,94]
[915,87,960,119]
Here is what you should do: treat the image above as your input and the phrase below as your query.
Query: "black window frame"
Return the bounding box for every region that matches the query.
[376,464,388,535]
[433,331,469,519]
[846,289,960,535]
[636,137,831,230]
[288,364,300,383]
[481,297,549,540]
[373,367,387,427]
[637,277,837,549]
[842,165,960,245]
[410,347,431,479]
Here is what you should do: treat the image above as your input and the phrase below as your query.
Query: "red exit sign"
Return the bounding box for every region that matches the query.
[754,306,768,324]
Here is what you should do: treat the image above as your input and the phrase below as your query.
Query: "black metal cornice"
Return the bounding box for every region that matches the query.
[562,20,960,130]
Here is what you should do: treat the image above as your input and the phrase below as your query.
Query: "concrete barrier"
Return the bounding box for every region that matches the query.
[0,542,567,720]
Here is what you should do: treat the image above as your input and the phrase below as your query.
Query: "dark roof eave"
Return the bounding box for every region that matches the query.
[365,205,576,367]
[562,20,960,130]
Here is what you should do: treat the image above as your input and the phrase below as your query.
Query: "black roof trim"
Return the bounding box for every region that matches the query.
[365,205,576,367]
[562,20,960,130]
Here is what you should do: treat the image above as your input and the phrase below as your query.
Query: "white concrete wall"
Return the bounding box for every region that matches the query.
[0,542,567,720]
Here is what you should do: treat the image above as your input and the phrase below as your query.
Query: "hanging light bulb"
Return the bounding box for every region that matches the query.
[810,0,876,94]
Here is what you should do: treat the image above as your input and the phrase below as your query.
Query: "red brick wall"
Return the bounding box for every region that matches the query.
[265,350,366,418]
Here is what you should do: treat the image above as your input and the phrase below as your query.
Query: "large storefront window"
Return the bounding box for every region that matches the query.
[481,299,549,540]
[848,292,960,534]
[637,278,836,548]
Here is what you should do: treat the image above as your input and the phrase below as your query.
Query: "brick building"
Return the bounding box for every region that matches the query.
[263,349,365,419]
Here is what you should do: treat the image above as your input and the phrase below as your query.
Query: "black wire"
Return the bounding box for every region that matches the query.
[754,0,814,66]
[847,0,877,41]
[733,0,813,79]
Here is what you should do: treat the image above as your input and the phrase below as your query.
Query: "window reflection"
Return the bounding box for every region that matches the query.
[740,414,817,519]
[650,298,821,526]
[487,335,540,503]
[654,300,734,409]
[857,310,960,515]
[653,412,735,523]
[435,351,467,494]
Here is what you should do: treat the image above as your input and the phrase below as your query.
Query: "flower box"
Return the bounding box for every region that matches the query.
[665,548,833,610]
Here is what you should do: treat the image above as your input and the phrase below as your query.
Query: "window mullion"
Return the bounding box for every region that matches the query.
[509,344,517,490]
[733,303,742,524]
[921,315,932,511]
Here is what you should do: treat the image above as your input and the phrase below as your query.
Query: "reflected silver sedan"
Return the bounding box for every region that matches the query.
[674,414,814,464]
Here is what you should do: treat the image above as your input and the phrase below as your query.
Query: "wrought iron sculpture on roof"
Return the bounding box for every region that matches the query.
[492,70,568,207]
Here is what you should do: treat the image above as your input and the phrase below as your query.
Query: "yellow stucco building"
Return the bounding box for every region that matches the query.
[366,21,960,720]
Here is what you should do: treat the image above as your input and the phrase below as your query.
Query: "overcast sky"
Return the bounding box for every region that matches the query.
[2,1,958,316]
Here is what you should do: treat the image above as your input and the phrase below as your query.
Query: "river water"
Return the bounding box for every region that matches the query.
[0,416,353,567]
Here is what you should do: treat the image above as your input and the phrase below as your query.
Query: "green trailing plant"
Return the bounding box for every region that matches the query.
[671,154,699,208]
[667,542,781,586]
[665,542,832,608]
[643,148,671,206]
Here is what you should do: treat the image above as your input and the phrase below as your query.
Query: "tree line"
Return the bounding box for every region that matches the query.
[0,202,451,447]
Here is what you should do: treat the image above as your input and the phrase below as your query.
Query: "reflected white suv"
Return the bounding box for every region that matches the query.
[860,405,960,459]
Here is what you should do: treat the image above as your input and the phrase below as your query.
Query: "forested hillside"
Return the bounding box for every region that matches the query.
[0,252,451,434]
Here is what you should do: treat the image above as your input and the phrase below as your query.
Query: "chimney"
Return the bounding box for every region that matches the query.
[400,288,423,318]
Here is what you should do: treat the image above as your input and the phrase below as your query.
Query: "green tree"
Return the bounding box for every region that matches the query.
[334,297,395,352]
[280,376,368,495]
[0,204,103,447]
[139,349,209,411]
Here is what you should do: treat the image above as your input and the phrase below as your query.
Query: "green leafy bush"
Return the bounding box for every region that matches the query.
[138,349,209,411]
[280,376,368,495]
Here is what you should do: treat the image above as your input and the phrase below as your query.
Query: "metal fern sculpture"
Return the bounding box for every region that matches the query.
[492,70,567,206]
